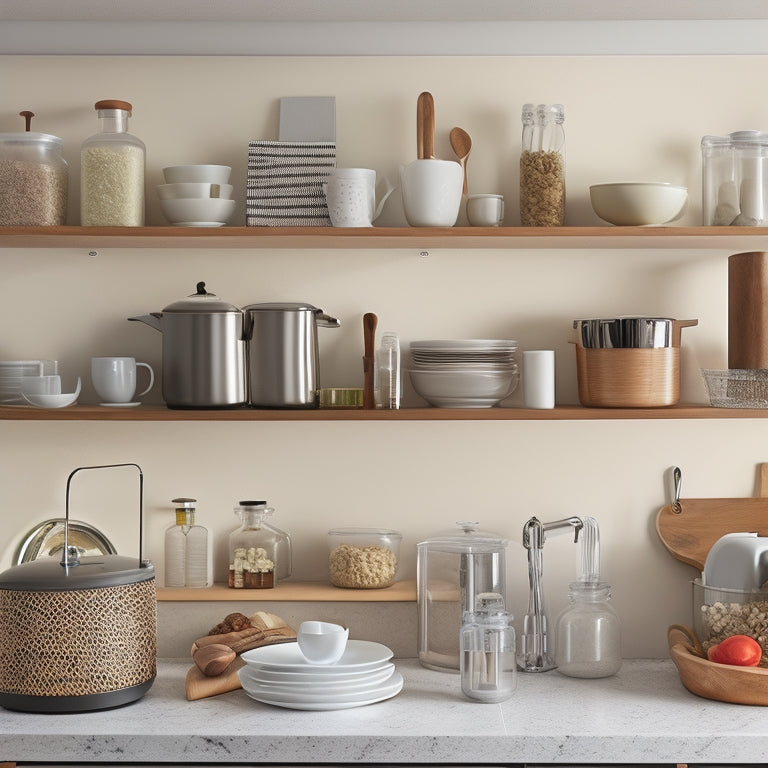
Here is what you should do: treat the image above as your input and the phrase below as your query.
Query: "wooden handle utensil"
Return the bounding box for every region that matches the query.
[363,312,378,409]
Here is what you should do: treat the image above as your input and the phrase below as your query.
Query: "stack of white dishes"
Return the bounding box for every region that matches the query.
[159,165,235,227]
[238,640,402,710]
[409,339,519,408]
[0,360,57,405]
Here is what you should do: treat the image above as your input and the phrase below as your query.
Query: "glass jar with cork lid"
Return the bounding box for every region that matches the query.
[80,99,145,226]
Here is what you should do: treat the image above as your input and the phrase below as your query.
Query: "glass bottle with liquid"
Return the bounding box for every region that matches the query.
[81,99,145,226]
[228,500,292,589]
[460,591,517,703]
[375,331,401,409]
[164,497,212,588]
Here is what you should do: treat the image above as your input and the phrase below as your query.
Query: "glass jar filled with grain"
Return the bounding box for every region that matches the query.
[0,115,68,226]
[520,103,565,227]
[81,99,145,226]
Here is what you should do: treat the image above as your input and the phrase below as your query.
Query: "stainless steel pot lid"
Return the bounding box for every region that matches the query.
[0,555,154,592]
[573,317,676,348]
[162,281,241,314]
[14,518,117,565]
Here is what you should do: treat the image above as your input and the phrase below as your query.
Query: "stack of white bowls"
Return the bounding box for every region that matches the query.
[0,360,57,405]
[408,339,519,408]
[158,165,235,227]
[238,640,402,711]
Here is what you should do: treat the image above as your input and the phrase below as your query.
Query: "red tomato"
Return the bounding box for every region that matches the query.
[707,635,763,667]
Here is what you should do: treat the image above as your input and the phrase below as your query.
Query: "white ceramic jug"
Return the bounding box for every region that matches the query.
[323,168,394,227]
[399,159,463,227]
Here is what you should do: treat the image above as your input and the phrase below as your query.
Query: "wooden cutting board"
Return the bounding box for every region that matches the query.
[656,463,768,570]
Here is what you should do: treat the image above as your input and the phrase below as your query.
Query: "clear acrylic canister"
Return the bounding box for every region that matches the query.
[417,522,508,671]
[0,132,68,225]
[702,131,768,225]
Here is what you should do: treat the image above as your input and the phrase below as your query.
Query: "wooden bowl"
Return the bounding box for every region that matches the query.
[668,625,768,705]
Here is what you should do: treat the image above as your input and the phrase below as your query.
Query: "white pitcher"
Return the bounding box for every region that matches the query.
[323,168,394,227]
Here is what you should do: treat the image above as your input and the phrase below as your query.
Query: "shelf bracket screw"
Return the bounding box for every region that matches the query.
[87,250,99,258]
[419,250,430,258]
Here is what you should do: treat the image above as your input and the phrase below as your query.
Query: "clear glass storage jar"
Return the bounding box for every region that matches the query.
[0,131,68,225]
[81,99,145,226]
[229,500,291,589]
[460,592,517,703]
[554,580,622,678]
[164,497,212,588]
[702,131,768,225]
[328,527,401,589]
[520,103,565,227]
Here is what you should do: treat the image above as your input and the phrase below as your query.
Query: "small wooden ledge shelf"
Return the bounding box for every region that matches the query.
[157,580,417,602]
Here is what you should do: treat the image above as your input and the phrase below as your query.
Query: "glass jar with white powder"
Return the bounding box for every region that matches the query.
[81,99,145,226]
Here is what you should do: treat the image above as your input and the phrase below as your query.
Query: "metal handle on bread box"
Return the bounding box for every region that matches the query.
[61,463,144,569]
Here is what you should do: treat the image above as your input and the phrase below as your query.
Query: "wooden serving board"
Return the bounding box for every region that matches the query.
[656,464,768,570]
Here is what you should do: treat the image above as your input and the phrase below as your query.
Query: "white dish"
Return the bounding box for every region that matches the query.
[100,401,141,408]
[172,221,226,228]
[240,639,393,672]
[409,367,519,409]
[160,197,235,226]
[241,670,403,711]
[20,377,81,409]
[239,664,395,691]
[245,660,394,684]
[157,182,233,200]
[411,339,518,350]
[589,182,687,226]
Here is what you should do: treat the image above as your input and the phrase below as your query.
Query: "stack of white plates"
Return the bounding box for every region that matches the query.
[408,340,519,408]
[238,640,402,710]
[0,360,57,404]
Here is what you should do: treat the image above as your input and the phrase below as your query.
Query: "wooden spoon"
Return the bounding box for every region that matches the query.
[417,92,435,159]
[363,312,378,409]
[450,126,472,195]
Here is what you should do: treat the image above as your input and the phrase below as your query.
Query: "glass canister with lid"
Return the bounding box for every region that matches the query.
[80,99,145,226]
[228,500,291,589]
[0,110,68,226]
[417,521,508,671]
[520,103,566,227]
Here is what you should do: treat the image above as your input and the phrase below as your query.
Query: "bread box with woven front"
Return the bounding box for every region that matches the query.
[0,464,157,713]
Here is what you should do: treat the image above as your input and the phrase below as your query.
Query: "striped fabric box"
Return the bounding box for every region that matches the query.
[247,140,336,226]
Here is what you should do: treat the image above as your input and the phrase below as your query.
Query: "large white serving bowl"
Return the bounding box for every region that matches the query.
[157,182,233,200]
[159,197,235,226]
[589,182,687,226]
[162,164,232,184]
[409,367,519,408]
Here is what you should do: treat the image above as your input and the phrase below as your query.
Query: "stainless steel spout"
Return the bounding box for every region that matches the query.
[519,516,583,673]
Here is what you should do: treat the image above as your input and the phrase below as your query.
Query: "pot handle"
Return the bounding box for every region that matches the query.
[62,463,145,570]
[315,311,341,328]
[672,318,698,346]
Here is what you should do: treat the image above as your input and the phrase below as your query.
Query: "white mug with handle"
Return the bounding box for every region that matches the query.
[91,357,154,406]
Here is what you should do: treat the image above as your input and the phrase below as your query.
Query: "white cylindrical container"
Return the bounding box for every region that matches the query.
[375,331,401,409]
[523,350,555,409]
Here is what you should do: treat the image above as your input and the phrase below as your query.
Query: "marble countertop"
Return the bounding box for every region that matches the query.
[1,658,766,765]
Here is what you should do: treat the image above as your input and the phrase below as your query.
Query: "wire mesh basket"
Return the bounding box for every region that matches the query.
[702,368,768,408]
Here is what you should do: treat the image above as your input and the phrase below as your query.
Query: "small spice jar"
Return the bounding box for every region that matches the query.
[328,527,401,589]
[80,99,145,226]
[520,103,566,227]
[0,111,68,226]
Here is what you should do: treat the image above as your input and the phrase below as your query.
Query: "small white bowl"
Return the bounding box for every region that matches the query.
[409,367,519,408]
[162,165,231,184]
[21,377,81,408]
[297,621,349,665]
[159,197,235,226]
[589,182,688,226]
[157,182,233,200]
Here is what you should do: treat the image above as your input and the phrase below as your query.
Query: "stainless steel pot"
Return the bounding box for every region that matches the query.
[573,317,698,348]
[244,302,340,408]
[129,282,247,408]
[0,464,156,713]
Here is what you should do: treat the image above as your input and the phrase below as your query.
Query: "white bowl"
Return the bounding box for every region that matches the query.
[159,197,236,226]
[297,621,349,665]
[408,367,519,408]
[589,182,688,226]
[157,182,233,200]
[162,164,231,184]
[21,377,81,409]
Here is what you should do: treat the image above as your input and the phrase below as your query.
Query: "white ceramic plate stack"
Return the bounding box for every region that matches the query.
[408,339,519,408]
[0,360,57,405]
[238,640,402,710]
[159,165,235,227]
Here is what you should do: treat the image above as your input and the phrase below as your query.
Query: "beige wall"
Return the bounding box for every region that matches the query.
[2,55,768,659]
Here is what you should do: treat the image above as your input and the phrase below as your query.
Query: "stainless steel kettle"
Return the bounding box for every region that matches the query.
[129,282,247,409]
[244,302,340,408]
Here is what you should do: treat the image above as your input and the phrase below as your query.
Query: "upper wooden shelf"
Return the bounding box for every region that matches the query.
[3,225,768,250]
[1,404,766,421]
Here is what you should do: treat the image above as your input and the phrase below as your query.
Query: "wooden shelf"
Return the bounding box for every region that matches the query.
[157,580,416,602]
[3,224,768,250]
[2,404,768,421]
